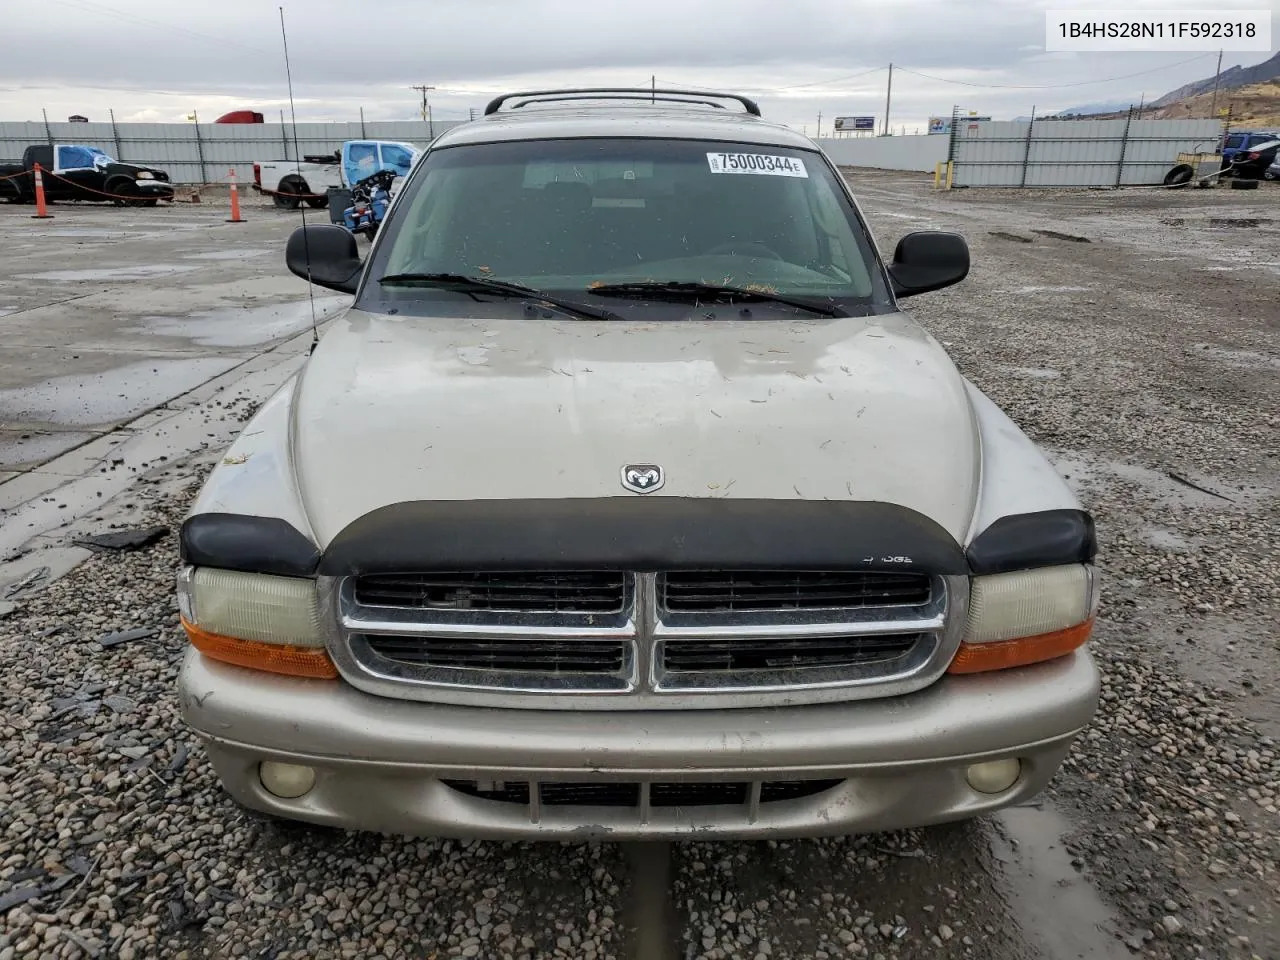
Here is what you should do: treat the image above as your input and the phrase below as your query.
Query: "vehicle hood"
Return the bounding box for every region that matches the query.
[105,161,170,181]
[291,309,981,547]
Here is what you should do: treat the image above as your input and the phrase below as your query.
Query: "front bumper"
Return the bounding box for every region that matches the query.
[135,181,174,198]
[179,648,1100,840]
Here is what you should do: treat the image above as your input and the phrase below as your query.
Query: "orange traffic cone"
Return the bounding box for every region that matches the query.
[31,162,53,219]
[226,167,244,223]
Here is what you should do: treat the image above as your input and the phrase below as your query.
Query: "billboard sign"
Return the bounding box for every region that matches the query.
[834,116,877,131]
[929,115,991,134]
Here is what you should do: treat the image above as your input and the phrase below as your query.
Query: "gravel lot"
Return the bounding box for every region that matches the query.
[1,175,1278,960]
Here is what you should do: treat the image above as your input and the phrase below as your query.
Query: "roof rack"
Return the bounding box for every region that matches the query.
[484,87,762,117]
[512,93,727,111]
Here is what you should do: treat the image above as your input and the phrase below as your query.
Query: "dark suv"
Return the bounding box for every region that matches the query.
[1221,130,1280,173]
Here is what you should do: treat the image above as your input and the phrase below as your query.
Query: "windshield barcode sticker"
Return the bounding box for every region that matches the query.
[707,153,808,178]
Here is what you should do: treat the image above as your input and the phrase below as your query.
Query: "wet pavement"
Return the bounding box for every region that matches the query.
[0,198,344,473]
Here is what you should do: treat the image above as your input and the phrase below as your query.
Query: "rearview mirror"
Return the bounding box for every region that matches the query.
[887,231,969,298]
[286,224,364,294]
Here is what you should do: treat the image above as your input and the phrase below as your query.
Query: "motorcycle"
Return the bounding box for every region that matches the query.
[342,168,398,241]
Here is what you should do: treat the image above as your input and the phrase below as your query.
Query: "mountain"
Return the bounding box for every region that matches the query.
[1143,82,1280,128]
[1046,99,1133,117]
[1150,51,1280,107]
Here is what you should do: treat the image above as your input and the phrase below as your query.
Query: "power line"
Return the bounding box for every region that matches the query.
[775,66,888,90]
[49,0,272,55]
[895,53,1216,90]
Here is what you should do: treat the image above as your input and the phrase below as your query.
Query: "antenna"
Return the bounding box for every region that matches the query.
[279,5,320,353]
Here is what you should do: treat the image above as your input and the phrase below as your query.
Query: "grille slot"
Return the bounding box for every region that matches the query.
[661,633,921,674]
[442,779,844,807]
[363,635,628,675]
[355,572,627,614]
[659,571,931,613]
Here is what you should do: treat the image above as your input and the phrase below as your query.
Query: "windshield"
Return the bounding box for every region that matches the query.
[57,145,114,170]
[367,137,889,309]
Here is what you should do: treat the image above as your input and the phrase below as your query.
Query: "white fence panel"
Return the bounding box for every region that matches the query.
[4,117,1226,188]
[815,135,948,172]
[948,117,1222,187]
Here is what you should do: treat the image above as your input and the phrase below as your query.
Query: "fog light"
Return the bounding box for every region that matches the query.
[965,758,1021,794]
[259,761,316,799]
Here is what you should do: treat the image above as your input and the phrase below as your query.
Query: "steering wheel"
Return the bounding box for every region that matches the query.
[702,241,785,261]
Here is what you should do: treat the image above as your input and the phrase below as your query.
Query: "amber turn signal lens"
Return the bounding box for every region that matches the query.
[947,618,1094,675]
[181,616,338,680]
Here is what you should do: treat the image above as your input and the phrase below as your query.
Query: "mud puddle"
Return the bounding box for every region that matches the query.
[16,264,200,282]
[991,805,1129,960]
[621,843,680,960]
[1003,365,1062,380]
[27,228,152,240]
[1008,285,1092,295]
[1141,524,1195,552]
[0,357,241,426]
[132,296,349,348]
[1138,596,1280,739]
[180,248,275,261]
[1188,342,1280,371]
[1049,450,1271,510]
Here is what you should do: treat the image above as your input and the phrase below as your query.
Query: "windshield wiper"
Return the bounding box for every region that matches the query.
[586,281,847,318]
[378,273,626,322]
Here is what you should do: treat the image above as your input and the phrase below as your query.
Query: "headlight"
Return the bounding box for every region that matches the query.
[948,564,1097,674]
[135,171,155,179]
[177,567,336,679]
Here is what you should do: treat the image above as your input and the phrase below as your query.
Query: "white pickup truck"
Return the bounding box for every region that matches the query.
[252,139,422,209]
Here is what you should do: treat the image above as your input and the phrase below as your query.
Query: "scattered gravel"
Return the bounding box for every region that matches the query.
[1,174,1277,959]
[861,174,1280,959]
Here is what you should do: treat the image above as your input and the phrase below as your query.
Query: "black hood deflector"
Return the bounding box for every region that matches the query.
[180,502,1095,578]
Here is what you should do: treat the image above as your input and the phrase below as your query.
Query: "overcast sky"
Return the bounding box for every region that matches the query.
[2,0,1275,134]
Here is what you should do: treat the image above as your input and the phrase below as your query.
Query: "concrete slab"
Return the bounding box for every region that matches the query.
[0,470,74,512]
[0,427,102,471]
[0,200,350,473]
[0,341,312,562]
[4,429,132,478]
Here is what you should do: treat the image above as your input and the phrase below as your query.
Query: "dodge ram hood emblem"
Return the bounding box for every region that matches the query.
[621,464,664,494]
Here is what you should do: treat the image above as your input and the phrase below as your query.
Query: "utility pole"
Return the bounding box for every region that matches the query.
[817,111,822,138]
[651,75,656,103]
[1208,49,1224,121]
[883,62,893,136]
[411,84,436,138]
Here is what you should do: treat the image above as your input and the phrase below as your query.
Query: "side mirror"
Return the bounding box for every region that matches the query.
[286,224,364,294]
[887,231,969,298]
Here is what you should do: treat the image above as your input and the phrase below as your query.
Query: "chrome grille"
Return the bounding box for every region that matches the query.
[659,571,931,612]
[363,635,629,674]
[327,570,966,709]
[354,572,627,614]
[660,633,922,673]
